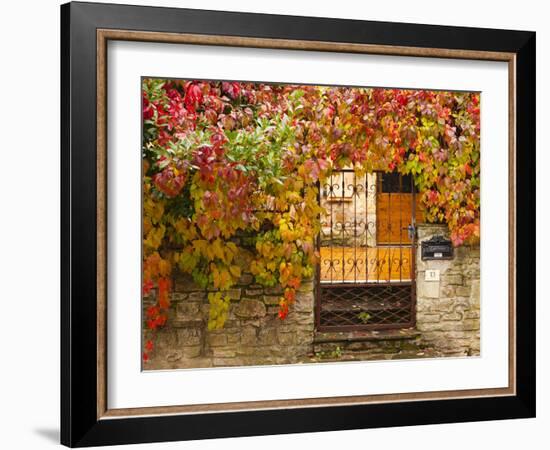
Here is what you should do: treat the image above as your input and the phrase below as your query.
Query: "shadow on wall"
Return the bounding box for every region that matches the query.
[33,428,60,444]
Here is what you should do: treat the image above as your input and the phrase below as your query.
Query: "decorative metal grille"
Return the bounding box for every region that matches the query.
[319,285,414,328]
[316,170,418,331]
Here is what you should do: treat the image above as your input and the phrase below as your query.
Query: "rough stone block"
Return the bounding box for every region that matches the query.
[295,292,314,312]
[240,319,261,327]
[177,327,202,346]
[176,301,202,321]
[462,319,480,331]
[258,327,278,345]
[181,346,201,358]
[417,280,440,298]
[238,273,254,285]
[416,302,433,313]
[188,291,207,302]
[444,274,463,285]
[456,285,471,297]
[440,285,456,297]
[296,330,314,345]
[241,327,258,345]
[292,311,314,326]
[207,333,228,347]
[227,332,240,344]
[416,224,449,240]
[278,332,296,346]
[417,313,441,323]
[235,346,256,356]
[245,288,263,297]
[442,311,464,321]
[155,329,177,349]
[263,295,281,305]
[436,321,476,332]
[226,288,242,300]
[470,280,480,306]
[166,351,182,362]
[235,299,266,318]
[432,298,455,313]
[417,322,443,332]
[170,292,188,302]
[211,348,236,357]
[265,286,284,295]
[442,331,471,339]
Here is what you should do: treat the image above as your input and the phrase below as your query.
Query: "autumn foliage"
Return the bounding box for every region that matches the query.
[141,79,480,360]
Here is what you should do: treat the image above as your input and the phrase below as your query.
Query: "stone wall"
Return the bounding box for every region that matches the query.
[415,223,481,357]
[144,223,480,369]
[144,248,315,370]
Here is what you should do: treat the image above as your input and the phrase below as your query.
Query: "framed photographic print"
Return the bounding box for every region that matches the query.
[60,1,536,447]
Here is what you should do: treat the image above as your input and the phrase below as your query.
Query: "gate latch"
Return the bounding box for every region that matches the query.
[406,224,416,240]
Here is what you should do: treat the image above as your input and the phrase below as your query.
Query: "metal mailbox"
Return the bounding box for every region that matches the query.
[421,235,453,260]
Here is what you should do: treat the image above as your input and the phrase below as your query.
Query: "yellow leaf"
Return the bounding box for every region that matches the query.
[192,239,207,256]
[226,241,238,254]
[211,266,220,288]
[218,269,231,289]
[212,239,225,261]
[229,265,241,278]
[205,244,215,261]
[158,258,171,277]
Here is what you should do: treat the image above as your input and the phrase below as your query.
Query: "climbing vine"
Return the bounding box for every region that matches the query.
[141,79,480,361]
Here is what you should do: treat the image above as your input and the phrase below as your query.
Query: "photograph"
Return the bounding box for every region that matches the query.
[141,79,481,370]
[0,0,542,447]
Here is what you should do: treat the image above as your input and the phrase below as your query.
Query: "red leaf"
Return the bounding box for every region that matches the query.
[158,277,171,309]
[278,300,289,320]
[142,279,154,296]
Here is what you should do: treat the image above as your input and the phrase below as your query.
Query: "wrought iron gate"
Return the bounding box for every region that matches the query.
[315,170,419,331]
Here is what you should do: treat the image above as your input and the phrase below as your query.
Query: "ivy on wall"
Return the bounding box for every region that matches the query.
[141,79,480,361]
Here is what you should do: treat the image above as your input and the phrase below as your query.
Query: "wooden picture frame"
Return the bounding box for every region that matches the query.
[61,1,535,446]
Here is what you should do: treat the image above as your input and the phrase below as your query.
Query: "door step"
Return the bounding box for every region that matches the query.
[311,328,438,361]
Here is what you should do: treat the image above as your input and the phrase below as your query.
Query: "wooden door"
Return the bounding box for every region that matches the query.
[376,173,423,245]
